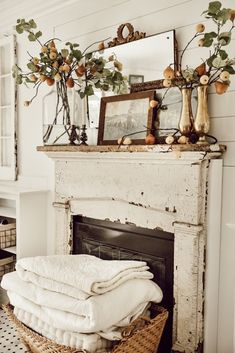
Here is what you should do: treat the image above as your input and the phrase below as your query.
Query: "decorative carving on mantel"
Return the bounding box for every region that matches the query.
[107,23,146,47]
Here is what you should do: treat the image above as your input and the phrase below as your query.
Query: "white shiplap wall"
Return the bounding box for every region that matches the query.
[0,0,234,352]
[52,4,235,352]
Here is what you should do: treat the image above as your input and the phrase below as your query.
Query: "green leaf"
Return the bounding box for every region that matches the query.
[218,49,228,60]
[27,62,37,71]
[212,56,227,68]
[28,33,36,41]
[216,8,231,24]
[73,43,79,47]
[202,38,214,47]
[16,25,23,34]
[72,49,82,61]
[79,91,86,99]
[102,84,109,91]
[223,65,235,74]
[218,32,231,46]
[16,75,23,84]
[35,31,42,38]
[85,53,92,60]
[29,19,37,28]
[204,31,217,39]
[95,81,101,88]
[84,85,94,96]
[208,1,222,14]
[61,49,69,58]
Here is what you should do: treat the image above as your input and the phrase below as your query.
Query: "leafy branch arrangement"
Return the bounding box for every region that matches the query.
[12,19,127,144]
[162,1,235,93]
[13,19,127,106]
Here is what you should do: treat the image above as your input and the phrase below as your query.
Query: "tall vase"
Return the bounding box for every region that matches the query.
[42,82,80,145]
[193,85,209,144]
[178,87,193,136]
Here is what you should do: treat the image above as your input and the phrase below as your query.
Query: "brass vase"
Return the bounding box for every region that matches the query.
[194,85,210,144]
[178,87,193,136]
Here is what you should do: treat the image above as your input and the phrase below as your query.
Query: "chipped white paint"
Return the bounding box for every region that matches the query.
[46,149,223,353]
[173,223,205,352]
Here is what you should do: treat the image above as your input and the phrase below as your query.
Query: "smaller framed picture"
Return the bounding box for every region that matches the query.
[129,74,144,85]
[97,91,156,145]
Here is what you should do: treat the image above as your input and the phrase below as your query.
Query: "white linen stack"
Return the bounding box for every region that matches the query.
[1,254,163,353]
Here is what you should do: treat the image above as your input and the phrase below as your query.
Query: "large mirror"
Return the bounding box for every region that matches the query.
[87,26,177,128]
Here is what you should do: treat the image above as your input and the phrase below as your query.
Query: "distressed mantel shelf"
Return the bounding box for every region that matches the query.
[37,144,226,163]
[37,143,226,153]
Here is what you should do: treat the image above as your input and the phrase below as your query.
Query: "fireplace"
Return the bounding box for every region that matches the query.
[73,215,174,353]
[40,144,224,353]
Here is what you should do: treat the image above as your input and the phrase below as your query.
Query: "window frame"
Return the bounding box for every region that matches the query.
[0,34,17,180]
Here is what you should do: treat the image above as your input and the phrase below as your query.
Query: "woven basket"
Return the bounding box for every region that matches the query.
[0,222,16,249]
[3,303,168,353]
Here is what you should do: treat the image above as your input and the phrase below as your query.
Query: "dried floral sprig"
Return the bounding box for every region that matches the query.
[162,1,235,93]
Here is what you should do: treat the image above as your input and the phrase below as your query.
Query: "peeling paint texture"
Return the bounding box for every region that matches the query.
[46,149,223,353]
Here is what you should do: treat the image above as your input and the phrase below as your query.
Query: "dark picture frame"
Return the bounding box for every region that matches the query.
[129,74,144,85]
[97,91,156,145]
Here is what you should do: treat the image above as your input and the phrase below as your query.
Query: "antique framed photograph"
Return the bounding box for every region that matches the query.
[129,74,144,85]
[97,91,156,145]
[155,86,197,142]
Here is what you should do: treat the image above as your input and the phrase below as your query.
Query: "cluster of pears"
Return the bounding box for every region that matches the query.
[28,40,85,90]
[162,21,232,95]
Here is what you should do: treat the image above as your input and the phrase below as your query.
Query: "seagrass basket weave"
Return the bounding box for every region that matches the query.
[3,303,168,353]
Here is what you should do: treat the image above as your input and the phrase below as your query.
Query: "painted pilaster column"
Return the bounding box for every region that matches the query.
[53,201,71,254]
[172,222,205,353]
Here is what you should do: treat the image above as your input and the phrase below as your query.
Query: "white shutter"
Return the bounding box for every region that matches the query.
[0,35,17,180]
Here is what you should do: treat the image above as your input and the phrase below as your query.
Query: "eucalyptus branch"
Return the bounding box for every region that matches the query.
[179,33,202,72]
[27,51,33,59]
[44,38,61,45]
[28,81,42,103]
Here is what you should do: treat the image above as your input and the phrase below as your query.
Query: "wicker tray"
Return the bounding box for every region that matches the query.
[3,303,168,353]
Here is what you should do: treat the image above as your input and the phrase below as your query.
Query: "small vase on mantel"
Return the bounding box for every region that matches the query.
[178,87,194,136]
[193,85,210,144]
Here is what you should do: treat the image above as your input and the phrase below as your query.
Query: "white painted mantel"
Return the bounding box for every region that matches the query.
[39,144,224,353]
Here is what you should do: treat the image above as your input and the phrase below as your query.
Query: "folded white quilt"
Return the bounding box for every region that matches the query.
[15,254,153,299]
[4,274,162,332]
[14,306,113,353]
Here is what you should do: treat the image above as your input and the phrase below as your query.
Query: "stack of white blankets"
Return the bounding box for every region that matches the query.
[1,254,163,353]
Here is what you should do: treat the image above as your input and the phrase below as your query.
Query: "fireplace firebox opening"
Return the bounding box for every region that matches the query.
[72,215,174,353]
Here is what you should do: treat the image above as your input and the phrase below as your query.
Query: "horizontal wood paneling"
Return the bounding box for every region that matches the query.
[209,91,235,117]
[220,143,235,167]
[210,117,235,142]
[54,0,196,42]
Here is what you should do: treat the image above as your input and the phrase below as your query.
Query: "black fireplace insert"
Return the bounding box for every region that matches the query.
[72,215,174,353]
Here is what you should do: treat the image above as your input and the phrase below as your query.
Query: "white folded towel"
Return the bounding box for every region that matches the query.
[1,272,162,325]
[14,306,113,352]
[16,254,153,299]
[4,274,162,332]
